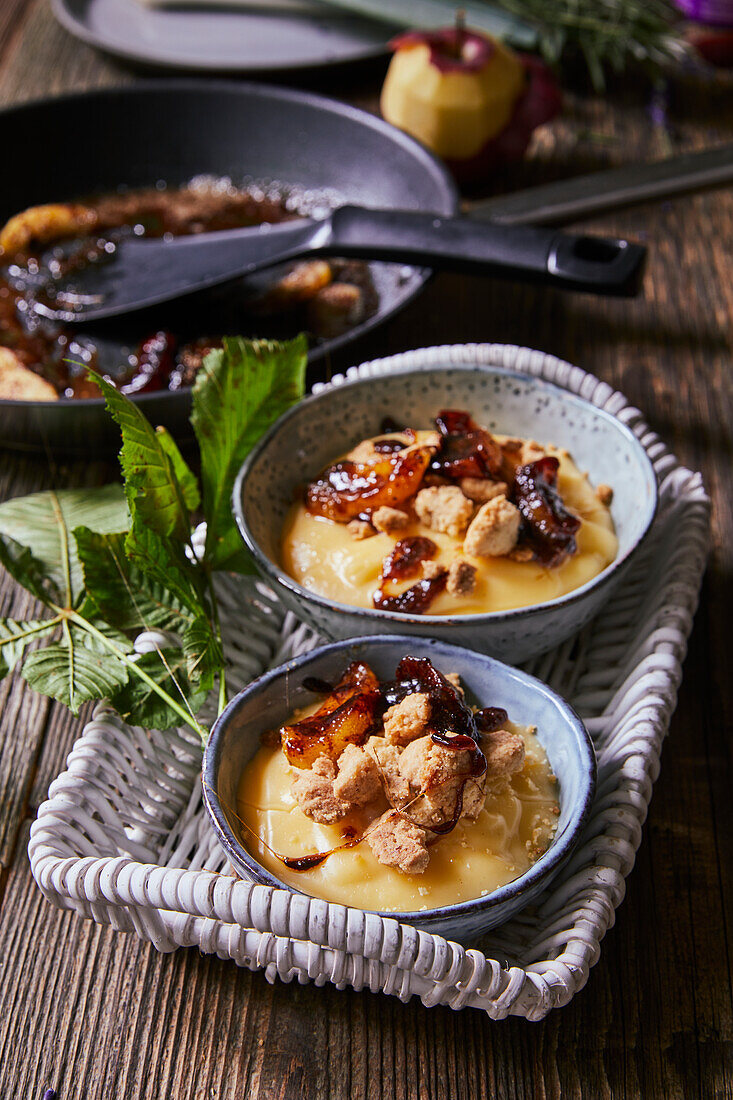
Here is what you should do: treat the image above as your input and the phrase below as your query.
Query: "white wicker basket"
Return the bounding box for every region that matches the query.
[28,344,709,1021]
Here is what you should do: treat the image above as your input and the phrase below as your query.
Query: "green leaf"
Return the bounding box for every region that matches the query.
[69,618,134,657]
[182,615,222,691]
[155,426,201,512]
[75,527,192,633]
[192,335,307,571]
[0,617,59,678]
[0,485,128,606]
[22,639,129,716]
[0,534,60,606]
[126,518,206,620]
[93,371,193,542]
[108,648,208,731]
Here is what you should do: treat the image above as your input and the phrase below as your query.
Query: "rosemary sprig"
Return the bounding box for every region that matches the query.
[317,0,686,90]
[493,0,686,89]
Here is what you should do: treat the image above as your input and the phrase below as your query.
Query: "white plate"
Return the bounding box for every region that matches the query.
[52,0,390,72]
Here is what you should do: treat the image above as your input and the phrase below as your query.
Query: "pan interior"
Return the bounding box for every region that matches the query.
[0,81,456,452]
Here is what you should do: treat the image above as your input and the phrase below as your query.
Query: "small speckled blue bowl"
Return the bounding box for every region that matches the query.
[232,358,658,665]
[203,635,596,942]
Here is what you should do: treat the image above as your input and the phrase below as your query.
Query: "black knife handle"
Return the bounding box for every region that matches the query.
[325,206,646,297]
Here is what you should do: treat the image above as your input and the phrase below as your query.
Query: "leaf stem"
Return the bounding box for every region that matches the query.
[49,491,73,609]
[0,615,63,646]
[64,609,207,740]
[62,617,76,714]
[206,567,227,717]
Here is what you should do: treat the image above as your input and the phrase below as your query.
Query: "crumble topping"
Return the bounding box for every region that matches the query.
[372,506,410,534]
[383,692,432,746]
[446,559,477,597]
[332,743,382,805]
[267,658,557,877]
[366,810,430,875]
[463,495,521,558]
[347,518,376,540]
[459,476,508,503]
[295,410,616,617]
[291,755,350,824]
[414,485,474,538]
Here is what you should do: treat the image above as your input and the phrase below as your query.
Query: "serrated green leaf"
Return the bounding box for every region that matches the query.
[22,640,129,716]
[93,371,192,542]
[0,485,128,606]
[109,648,208,731]
[182,615,222,692]
[69,618,134,657]
[192,335,307,571]
[0,617,59,678]
[155,427,200,512]
[0,535,60,606]
[75,527,192,633]
[126,518,206,620]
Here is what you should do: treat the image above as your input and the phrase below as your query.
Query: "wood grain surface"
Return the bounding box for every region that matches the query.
[0,4,731,1098]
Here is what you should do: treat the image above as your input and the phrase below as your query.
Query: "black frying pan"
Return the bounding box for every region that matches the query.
[0,80,457,455]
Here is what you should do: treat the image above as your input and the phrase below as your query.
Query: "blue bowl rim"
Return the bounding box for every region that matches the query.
[232,360,659,628]
[202,633,597,924]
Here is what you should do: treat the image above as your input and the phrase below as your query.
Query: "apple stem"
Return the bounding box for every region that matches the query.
[455,8,466,38]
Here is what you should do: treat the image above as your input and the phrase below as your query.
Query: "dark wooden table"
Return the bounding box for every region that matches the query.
[1,4,731,1098]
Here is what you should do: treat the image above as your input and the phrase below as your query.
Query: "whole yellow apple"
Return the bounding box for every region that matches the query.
[380,25,561,181]
[381,26,525,160]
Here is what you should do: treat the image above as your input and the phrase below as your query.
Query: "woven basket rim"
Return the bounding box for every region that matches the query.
[28,341,710,1020]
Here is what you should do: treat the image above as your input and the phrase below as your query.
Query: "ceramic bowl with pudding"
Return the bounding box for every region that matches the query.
[233,356,658,664]
[202,635,596,941]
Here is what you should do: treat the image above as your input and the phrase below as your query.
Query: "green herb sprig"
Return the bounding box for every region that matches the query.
[0,334,307,741]
[318,0,685,90]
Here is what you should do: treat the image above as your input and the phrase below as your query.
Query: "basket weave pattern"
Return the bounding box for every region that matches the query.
[28,344,709,1020]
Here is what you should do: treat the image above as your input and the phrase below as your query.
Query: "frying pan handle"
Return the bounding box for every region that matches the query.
[326,207,647,297]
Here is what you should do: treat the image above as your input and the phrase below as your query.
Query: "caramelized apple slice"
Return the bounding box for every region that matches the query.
[512,456,581,566]
[430,410,503,480]
[310,660,380,718]
[306,445,433,522]
[281,690,381,768]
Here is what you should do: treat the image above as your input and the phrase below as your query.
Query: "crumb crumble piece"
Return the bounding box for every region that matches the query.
[459,477,508,504]
[421,559,447,580]
[398,735,486,827]
[463,495,520,558]
[414,485,474,538]
[347,518,375,540]
[291,755,350,824]
[366,810,429,874]
[332,743,381,805]
[371,506,409,534]
[445,672,463,694]
[446,559,477,597]
[596,483,614,506]
[483,729,525,777]
[383,692,431,746]
[365,737,411,805]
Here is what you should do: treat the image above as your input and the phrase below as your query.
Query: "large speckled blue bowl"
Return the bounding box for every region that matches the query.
[203,635,596,942]
[232,356,658,664]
